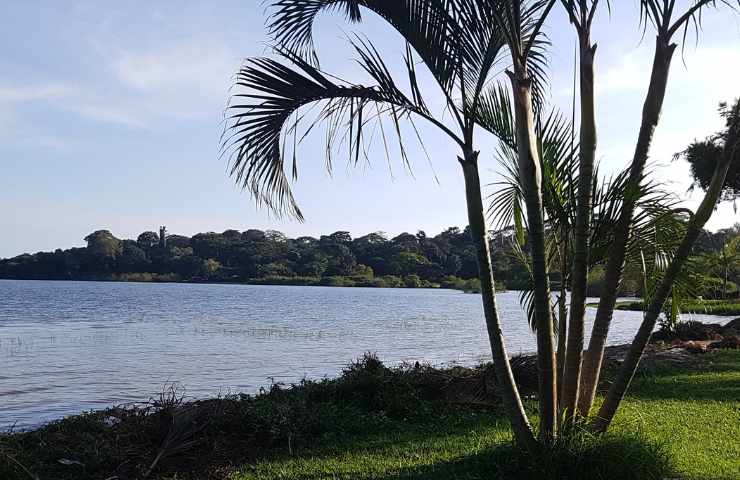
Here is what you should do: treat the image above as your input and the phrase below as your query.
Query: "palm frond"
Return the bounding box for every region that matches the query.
[222,48,430,219]
[473,82,517,149]
[487,104,578,233]
[638,0,739,43]
[268,0,461,96]
[589,165,686,269]
[488,0,555,111]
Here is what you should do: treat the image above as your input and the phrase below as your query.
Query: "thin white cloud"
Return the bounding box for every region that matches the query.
[593,43,740,229]
[110,40,235,92]
[0,84,71,103]
[98,37,241,122]
[0,37,241,130]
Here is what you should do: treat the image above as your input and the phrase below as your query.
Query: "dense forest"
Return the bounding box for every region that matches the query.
[0,226,520,290]
[1,225,738,295]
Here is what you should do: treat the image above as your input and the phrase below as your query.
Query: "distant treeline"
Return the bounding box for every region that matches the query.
[1,225,736,295]
[0,227,527,290]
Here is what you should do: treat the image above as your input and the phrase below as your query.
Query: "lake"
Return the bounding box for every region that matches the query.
[0,279,730,429]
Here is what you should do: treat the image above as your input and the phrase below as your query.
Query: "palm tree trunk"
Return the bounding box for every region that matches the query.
[592,137,736,432]
[509,71,557,441]
[577,36,677,416]
[561,34,597,420]
[556,236,568,410]
[460,151,537,450]
[557,282,567,412]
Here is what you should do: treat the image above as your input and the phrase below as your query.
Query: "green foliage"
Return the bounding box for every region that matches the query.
[679,99,740,202]
[440,275,486,293]
[0,226,527,289]
[614,299,740,317]
[84,230,121,262]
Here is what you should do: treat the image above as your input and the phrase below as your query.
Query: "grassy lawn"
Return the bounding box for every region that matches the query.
[606,299,740,316]
[235,351,739,480]
[607,351,740,479]
[2,351,738,479]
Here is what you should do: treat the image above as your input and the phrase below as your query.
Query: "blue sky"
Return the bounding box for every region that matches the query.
[1,1,739,258]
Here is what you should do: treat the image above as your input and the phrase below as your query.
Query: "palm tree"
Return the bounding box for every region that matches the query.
[489,116,687,417]
[576,0,739,417]
[225,0,560,449]
[593,98,740,432]
[558,0,601,422]
[487,0,560,440]
[699,233,740,299]
[225,0,738,447]
[487,107,578,414]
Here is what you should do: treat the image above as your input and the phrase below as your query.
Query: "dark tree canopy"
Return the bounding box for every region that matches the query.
[680,99,740,201]
[0,226,522,289]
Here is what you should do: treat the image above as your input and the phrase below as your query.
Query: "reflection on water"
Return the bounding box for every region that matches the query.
[0,279,728,428]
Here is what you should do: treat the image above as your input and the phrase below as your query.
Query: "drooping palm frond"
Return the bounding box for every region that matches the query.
[588,165,686,269]
[450,1,508,107]
[268,0,462,97]
[489,139,525,233]
[472,82,517,150]
[222,47,451,219]
[268,0,555,135]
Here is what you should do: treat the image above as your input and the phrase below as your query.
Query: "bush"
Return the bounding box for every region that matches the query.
[440,276,488,292]
[651,320,724,342]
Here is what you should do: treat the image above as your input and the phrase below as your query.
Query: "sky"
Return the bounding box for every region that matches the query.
[1,1,739,258]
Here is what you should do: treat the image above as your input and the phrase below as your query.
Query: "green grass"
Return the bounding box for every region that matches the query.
[236,351,739,480]
[235,419,672,480]
[608,299,740,316]
[606,350,740,479]
[1,351,738,480]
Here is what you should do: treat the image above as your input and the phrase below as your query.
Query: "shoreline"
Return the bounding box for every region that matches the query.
[2,345,738,480]
[0,276,500,292]
[6,321,738,433]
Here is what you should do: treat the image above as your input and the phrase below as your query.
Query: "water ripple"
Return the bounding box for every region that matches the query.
[0,279,730,429]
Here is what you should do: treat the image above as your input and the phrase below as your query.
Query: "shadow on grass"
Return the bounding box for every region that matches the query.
[386,436,673,480]
[252,432,674,480]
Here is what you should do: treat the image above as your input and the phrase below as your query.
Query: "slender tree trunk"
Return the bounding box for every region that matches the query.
[577,36,677,416]
[508,71,557,441]
[556,280,567,414]
[592,138,736,432]
[556,236,568,411]
[460,151,537,450]
[561,33,597,420]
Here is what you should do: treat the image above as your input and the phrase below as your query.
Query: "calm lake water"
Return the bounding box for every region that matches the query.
[0,279,731,429]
